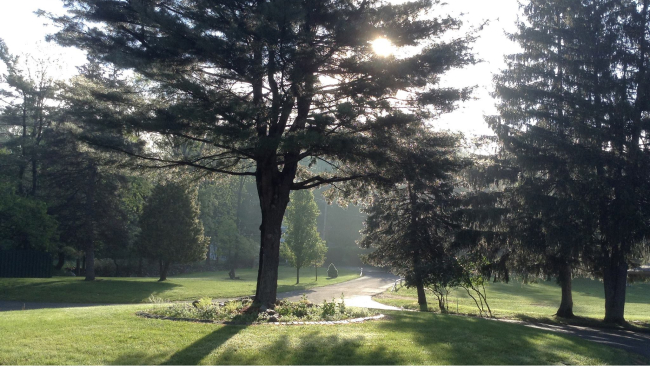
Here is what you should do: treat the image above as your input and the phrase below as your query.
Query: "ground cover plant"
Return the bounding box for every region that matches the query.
[374,277,650,325]
[0,266,358,304]
[0,304,646,365]
[143,296,376,324]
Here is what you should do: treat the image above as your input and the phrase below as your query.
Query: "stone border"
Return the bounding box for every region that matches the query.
[136,311,384,326]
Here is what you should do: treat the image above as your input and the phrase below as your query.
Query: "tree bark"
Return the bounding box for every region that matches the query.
[159,260,171,281]
[84,165,97,281]
[205,244,211,268]
[55,252,65,271]
[253,162,293,307]
[556,261,574,318]
[603,253,628,324]
[296,267,300,284]
[416,277,428,312]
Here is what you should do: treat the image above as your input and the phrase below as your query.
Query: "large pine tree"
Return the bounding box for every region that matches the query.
[491,0,650,323]
[48,0,476,306]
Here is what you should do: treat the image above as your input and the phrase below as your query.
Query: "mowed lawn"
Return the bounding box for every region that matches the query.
[374,278,650,324]
[0,305,646,365]
[0,266,359,304]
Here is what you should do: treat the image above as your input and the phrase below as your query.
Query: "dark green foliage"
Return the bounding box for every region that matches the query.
[139,182,207,281]
[490,0,650,323]
[327,263,338,279]
[0,185,57,252]
[358,125,472,312]
[48,0,477,306]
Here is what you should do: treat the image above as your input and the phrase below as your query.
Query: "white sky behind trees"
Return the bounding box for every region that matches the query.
[0,0,522,136]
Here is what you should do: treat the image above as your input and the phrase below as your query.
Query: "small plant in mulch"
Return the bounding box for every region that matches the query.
[140,295,378,324]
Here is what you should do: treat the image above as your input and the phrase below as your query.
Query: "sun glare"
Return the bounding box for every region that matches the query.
[371,37,394,57]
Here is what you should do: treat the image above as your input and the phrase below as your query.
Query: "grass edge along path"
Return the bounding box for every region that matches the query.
[372,277,650,326]
[0,305,647,365]
[0,266,359,304]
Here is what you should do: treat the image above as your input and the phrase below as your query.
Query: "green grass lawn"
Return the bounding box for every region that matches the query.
[0,304,645,365]
[0,266,359,304]
[374,278,650,324]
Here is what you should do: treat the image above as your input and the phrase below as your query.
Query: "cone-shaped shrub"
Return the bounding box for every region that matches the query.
[327,263,338,278]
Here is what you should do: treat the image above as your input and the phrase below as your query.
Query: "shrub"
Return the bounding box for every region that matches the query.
[327,263,338,278]
[321,299,336,317]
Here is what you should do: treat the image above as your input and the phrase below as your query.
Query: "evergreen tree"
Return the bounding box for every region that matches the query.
[48,0,476,306]
[490,0,650,323]
[281,189,327,284]
[359,126,468,312]
[139,182,207,281]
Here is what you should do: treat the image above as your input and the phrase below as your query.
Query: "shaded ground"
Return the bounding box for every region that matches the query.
[0,300,108,311]
[496,318,650,359]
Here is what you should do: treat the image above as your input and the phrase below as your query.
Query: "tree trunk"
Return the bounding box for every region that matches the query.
[55,252,65,270]
[31,153,38,196]
[113,258,120,277]
[315,265,318,281]
[556,261,574,318]
[159,260,171,281]
[84,165,97,281]
[416,278,428,312]
[75,258,80,276]
[205,244,211,268]
[296,267,300,284]
[603,254,628,324]
[253,163,293,307]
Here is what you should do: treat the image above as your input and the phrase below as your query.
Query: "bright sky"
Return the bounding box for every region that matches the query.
[0,0,522,137]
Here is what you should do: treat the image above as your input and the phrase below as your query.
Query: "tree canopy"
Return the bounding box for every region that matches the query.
[48,0,477,306]
[489,0,650,323]
[139,182,207,281]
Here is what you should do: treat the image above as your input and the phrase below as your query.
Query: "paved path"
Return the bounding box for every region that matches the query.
[495,318,650,359]
[279,270,402,310]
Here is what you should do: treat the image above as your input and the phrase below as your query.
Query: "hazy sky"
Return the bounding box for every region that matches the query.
[0,0,522,136]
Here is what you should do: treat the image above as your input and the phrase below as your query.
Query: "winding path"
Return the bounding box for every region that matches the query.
[279,269,401,310]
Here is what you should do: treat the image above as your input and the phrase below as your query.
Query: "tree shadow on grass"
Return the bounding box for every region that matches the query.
[110,351,169,365]
[0,278,180,303]
[374,311,645,365]
[212,330,401,365]
[162,325,246,365]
